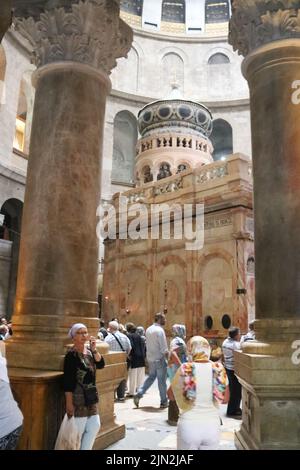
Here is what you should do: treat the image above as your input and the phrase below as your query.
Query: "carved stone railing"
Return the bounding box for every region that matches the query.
[152,177,183,196]
[195,162,229,184]
[137,132,211,156]
[118,154,252,207]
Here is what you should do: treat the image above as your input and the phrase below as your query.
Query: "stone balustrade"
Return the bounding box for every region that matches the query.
[137,133,211,156]
[118,153,252,206]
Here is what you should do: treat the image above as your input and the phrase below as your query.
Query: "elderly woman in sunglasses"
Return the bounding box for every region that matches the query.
[63,323,105,450]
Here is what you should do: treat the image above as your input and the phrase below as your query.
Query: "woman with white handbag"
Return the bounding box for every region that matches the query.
[62,323,105,450]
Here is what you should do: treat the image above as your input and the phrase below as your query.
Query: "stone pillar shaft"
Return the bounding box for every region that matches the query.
[16,64,107,317]
[7,0,132,370]
[246,42,300,320]
[229,1,300,449]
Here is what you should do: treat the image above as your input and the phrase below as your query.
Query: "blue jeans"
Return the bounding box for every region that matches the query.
[136,358,168,405]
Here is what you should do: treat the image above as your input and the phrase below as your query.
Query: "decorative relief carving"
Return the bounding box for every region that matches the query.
[196,163,228,184]
[204,216,233,230]
[13,0,133,73]
[153,177,183,196]
[229,0,300,56]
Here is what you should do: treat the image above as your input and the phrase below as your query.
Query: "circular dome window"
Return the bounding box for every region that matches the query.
[204,315,213,330]
[197,109,208,125]
[222,314,231,329]
[142,110,153,123]
[177,105,193,120]
[157,105,173,120]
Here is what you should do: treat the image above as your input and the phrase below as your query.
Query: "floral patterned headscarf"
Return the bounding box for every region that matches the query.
[188,336,211,362]
[172,324,186,339]
[170,336,228,411]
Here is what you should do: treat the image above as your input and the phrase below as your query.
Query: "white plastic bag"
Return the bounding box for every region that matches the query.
[54,414,81,450]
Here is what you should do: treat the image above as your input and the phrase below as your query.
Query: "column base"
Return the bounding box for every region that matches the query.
[234,349,300,450]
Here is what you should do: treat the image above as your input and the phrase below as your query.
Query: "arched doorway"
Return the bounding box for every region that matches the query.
[210,118,233,161]
[0,198,23,319]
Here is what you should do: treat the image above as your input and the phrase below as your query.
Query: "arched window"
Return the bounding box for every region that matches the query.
[142,165,153,184]
[210,119,233,161]
[0,45,6,105]
[13,80,27,154]
[205,0,230,24]
[208,53,230,65]
[162,0,185,23]
[112,111,138,185]
[112,47,139,93]
[162,52,184,96]
[176,163,189,174]
[157,162,172,180]
[0,199,23,319]
[121,0,143,16]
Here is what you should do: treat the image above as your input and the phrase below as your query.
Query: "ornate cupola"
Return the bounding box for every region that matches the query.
[135,84,214,186]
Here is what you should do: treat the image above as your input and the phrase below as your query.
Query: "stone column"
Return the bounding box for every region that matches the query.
[7,0,132,370]
[229,0,300,449]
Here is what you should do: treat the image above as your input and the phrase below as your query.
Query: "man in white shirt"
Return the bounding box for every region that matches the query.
[222,326,242,418]
[241,321,256,344]
[134,313,169,409]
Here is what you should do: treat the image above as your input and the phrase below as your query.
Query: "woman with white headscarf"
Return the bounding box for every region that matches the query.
[171,336,229,450]
[63,323,105,450]
[0,342,23,450]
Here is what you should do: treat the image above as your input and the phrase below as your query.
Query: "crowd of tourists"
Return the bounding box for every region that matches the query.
[0,310,255,450]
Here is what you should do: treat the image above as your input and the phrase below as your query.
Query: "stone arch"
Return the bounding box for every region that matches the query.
[210,118,233,161]
[112,45,140,93]
[161,51,184,96]
[206,48,231,98]
[198,251,234,334]
[156,255,187,330]
[121,261,149,325]
[176,161,191,173]
[0,198,23,319]
[111,110,138,184]
[208,52,230,65]
[13,68,35,156]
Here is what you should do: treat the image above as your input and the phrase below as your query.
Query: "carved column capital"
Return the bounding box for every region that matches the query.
[229,0,300,56]
[13,0,133,75]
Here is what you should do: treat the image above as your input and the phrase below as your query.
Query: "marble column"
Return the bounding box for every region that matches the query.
[7,0,132,372]
[229,0,300,449]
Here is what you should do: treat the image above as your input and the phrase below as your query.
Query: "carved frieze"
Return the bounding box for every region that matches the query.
[229,0,300,56]
[13,0,132,73]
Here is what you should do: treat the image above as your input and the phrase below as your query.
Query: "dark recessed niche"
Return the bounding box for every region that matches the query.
[158,106,172,119]
[222,314,231,329]
[143,111,153,123]
[178,105,193,120]
[197,110,208,124]
[205,315,213,330]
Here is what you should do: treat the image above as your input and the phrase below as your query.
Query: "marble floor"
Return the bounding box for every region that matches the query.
[106,381,239,450]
